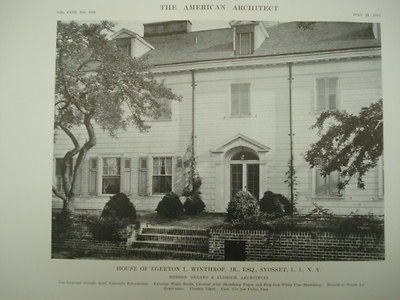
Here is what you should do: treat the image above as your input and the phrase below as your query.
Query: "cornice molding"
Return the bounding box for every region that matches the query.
[151,48,381,74]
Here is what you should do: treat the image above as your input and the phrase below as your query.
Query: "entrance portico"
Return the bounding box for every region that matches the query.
[211,134,270,212]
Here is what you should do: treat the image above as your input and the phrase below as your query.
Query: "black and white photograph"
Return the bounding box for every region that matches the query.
[51,20,384,261]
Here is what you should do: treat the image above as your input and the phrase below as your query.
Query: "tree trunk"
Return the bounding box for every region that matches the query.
[62,195,76,215]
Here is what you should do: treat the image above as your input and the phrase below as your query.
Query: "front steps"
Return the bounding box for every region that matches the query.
[129,226,210,260]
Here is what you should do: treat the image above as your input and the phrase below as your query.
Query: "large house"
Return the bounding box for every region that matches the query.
[53,21,383,215]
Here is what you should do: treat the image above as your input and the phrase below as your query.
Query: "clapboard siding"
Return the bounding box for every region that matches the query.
[52,56,383,215]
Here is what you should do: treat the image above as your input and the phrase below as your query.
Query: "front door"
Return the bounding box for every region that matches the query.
[230,162,259,200]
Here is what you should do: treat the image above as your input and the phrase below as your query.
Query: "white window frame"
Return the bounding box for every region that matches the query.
[311,167,344,199]
[138,157,150,196]
[235,31,253,55]
[314,76,340,113]
[229,83,251,117]
[87,155,127,196]
[100,156,122,195]
[151,156,174,195]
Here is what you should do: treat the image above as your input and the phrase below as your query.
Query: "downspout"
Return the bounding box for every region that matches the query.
[288,62,294,214]
[190,70,196,187]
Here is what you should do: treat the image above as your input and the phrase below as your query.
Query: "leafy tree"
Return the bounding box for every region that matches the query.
[304,99,383,190]
[53,21,180,214]
[297,22,316,31]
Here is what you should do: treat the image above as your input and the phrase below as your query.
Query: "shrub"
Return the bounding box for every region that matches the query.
[259,191,293,217]
[183,193,205,215]
[87,215,127,241]
[101,193,136,223]
[337,212,384,237]
[227,190,260,225]
[156,192,183,218]
[182,168,205,215]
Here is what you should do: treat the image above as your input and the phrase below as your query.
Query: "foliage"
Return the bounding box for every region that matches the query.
[155,192,184,218]
[337,211,384,238]
[305,202,334,219]
[182,144,205,214]
[87,215,129,241]
[53,21,181,213]
[305,99,383,189]
[226,191,260,226]
[284,158,299,211]
[101,193,136,223]
[259,191,293,217]
[183,194,205,215]
[297,22,316,30]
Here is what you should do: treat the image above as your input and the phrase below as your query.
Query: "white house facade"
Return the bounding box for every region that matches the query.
[52,21,383,215]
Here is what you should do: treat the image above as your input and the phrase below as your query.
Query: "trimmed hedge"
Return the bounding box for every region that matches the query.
[101,193,136,223]
[156,192,184,218]
[259,191,293,217]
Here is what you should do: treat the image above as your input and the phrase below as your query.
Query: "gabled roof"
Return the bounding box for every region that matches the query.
[111,28,139,39]
[111,28,154,50]
[211,134,270,153]
[144,22,380,66]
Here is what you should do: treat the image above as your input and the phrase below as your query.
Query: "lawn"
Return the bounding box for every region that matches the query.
[137,211,227,229]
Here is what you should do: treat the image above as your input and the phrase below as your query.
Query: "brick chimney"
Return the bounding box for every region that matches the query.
[143,20,192,37]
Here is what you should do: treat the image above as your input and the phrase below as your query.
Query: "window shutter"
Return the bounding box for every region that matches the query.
[231,85,240,115]
[316,78,326,111]
[328,78,338,109]
[240,84,250,115]
[122,158,132,195]
[88,158,98,195]
[174,157,185,195]
[72,158,82,195]
[138,157,148,196]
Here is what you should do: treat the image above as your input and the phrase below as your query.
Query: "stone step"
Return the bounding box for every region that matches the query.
[132,240,208,253]
[137,233,209,244]
[128,247,209,260]
[141,227,209,237]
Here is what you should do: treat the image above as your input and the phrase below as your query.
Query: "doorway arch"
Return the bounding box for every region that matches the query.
[210,134,270,212]
[228,147,260,200]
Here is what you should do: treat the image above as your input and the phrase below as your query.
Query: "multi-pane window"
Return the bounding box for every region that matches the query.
[316,77,338,111]
[231,83,250,116]
[102,158,121,194]
[152,157,172,194]
[138,157,149,196]
[235,32,253,55]
[315,168,341,197]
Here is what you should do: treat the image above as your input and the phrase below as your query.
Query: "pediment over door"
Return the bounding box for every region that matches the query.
[210,134,270,154]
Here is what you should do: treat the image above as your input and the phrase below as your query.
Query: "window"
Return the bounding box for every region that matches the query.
[54,157,72,193]
[115,38,131,56]
[231,83,250,116]
[138,157,149,196]
[315,168,342,197]
[102,157,121,194]
[235,32,254,55]
[88,158,98,195]
[316,77,338,111]
[55,158,64,193]
[157,98,172,120]
[152,157,172,194]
